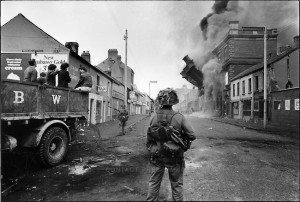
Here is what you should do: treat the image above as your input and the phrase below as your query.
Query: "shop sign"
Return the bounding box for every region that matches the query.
[129,91,135,99]
[295,99,299,110]
[98,86,107,92]
[285,100,290,110]
[1,53,32,80]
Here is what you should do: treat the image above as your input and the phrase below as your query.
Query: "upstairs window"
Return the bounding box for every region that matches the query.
[242,80,245,95]
[255,76,259,91]
[97,75,100,92]
[237,82,240,96]
[233,84,235,97]
[248,78,252,93]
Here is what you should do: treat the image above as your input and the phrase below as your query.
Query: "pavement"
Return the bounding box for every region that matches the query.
[188,112,299,140]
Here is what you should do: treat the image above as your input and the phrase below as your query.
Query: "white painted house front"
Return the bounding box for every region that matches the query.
[231,74,254,120]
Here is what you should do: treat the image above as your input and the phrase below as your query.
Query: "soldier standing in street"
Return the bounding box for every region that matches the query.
[146,88,196,201]
[118,105,129,135]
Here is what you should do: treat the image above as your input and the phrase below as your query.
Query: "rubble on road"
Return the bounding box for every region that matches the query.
[123,185,134,192]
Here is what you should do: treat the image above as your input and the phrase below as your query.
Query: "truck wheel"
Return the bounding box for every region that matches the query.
[38,126,68,167]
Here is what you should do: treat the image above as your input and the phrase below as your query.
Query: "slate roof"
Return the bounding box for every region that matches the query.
[231,46,299,81]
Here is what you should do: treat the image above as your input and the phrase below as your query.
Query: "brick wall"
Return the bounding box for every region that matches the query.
[269,88,299,133]
[228,64,251,81]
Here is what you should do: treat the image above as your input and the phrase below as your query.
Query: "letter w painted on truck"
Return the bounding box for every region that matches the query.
[52,95,61,104]
[12,91,61,104]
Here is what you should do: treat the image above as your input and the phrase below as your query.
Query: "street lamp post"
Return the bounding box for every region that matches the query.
[149,81,158,99]
[124,29,128,108]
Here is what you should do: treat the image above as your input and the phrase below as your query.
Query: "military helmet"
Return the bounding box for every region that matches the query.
[155,88,179,106]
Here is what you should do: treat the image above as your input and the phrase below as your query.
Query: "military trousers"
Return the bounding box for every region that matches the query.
[146,160,185,201]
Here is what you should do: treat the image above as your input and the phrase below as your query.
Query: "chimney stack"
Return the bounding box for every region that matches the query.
[229,21,239,34]
[182,55,192,65]
[294,36,299,48]
[65,42,79,54]
[81,51,91,63]
[108,49,118,58]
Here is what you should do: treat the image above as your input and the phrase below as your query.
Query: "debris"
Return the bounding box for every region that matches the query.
[123,185,134,192]
[66,183,71,187]
[105,145,119,149]
[79,133,85,136]
[72,157,83,163]
[83,165,90,169]
[208,128,213,130]
[70,140,85,145]
[1,183,17,197]
[117,152,131,157]
[87,158,105,164]
[79,129,85,131]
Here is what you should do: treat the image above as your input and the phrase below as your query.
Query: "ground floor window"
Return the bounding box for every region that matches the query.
[243,100,251,116]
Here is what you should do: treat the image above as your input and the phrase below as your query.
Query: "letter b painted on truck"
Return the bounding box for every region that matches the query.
[52,95,61,104]
[13,91,24,103]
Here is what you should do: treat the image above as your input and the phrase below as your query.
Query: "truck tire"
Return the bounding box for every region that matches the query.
[38,126,68,167]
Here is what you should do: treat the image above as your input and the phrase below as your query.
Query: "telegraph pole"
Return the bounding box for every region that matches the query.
[124,29,128,108]
[263,26,267,128]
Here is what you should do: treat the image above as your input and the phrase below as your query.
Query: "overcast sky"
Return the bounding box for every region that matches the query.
[1,1,215,98]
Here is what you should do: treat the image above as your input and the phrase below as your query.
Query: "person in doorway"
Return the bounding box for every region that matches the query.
[37,72,47,85]
[146,88,196,201]
[74,66,92,92]
[46,64,60,86]
[24,59,38,82]
[118,105,129,135]
[58,62,71,88]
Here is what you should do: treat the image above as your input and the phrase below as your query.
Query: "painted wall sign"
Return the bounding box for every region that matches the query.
[285,99,290,110]
[98,86,107,92]
[31,54,68,77]
[1,53,32,80]
[295,99,299,110]
[129,91,135,99]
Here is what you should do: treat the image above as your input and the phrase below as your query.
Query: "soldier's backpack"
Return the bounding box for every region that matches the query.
[147,112,189,157]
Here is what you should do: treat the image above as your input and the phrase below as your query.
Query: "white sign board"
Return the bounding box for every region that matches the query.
[31,54,68,77]
[98,86,107,92]
[285,100,290,110]
[295,99,299,110]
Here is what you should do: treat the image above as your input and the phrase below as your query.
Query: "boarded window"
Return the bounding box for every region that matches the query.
[273,100,281,110]
[233,102,239,115]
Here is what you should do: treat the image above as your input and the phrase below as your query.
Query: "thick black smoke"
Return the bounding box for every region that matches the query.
[200,0,230,40]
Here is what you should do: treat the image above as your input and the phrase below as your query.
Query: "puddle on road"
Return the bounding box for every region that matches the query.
[68,157,129,175]
[69,165,97,175]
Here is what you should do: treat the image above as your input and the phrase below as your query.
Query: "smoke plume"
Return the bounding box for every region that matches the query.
[200,0,231,40]
[163,1,298,106]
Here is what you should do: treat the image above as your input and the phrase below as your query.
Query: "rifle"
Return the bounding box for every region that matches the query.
[168,126,193,151]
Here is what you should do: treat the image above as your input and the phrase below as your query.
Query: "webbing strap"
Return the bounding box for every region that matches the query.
[157,111,178,125]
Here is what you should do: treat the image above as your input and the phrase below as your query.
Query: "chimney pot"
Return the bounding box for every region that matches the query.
[65,42,79,54]
[182,55,192,65]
